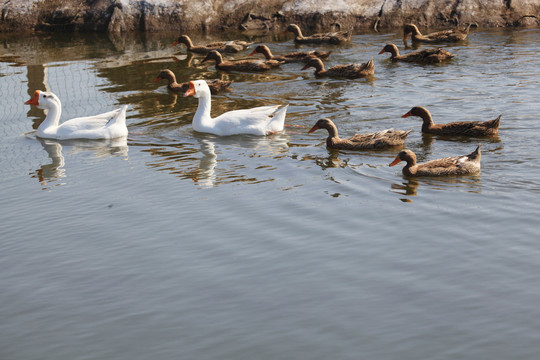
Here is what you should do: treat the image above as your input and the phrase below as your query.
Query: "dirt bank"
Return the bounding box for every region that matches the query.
[1,0,538,34]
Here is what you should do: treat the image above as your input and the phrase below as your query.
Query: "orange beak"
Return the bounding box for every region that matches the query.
[301,64,309,71]
[403,34,408,42]
[248,50,257,56]
[378,49,385,54]
[25,90,40,105]
[172,40,180,47]
[153,77,162,83]
[307,124,319,134]
[184,81,196,97]
[401,111,412,118]
[389,156,402,167]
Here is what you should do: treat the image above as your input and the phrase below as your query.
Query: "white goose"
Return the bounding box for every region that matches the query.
[25,90,128,140]
[184,80,288,136]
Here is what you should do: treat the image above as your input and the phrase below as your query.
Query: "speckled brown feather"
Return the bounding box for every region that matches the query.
[154,69,232,95]
[390,146,481,177]
[173,35,252,54]
[250,44,331,63]
[286,24,352,45]
[202,50,284,72]
[302,57,374,79]
[379,43,454,63]
[403,106,501,137]
[403,24,471,43]
[308,118,412,150]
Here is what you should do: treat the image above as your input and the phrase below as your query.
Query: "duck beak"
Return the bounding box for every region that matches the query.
[301,64,309,71]
[25,90,40,105]
[184,81,196,97]
[401,111,412,118]
[389,156,402,167]
[153,77,161,82]
[248,50,257,56]
[307,124,319,133]
[378,49,385,54]
[403,34,408,42]
[171,40,180,47]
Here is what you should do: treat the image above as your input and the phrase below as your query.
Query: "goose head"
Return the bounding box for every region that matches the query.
[25,90,60,110]
[184,80,210,98]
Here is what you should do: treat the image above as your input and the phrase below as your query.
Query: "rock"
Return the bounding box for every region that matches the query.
[0,0,538,33]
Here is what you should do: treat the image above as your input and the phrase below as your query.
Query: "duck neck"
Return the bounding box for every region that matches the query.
[164,73,177,87]
[419,110,435,132]
[291,25,303,39]
[183,37,194,50]
[324,124,339,146]
[262,47,273,60]
[37,103,62,136]
[389,45,399,58]
[313,60,325,75]
[192,93,213,131]
[402,156,417,176]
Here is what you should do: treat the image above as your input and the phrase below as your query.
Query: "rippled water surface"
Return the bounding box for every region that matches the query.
[1,28,540,360]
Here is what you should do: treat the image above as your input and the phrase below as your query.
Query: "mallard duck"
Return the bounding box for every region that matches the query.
[286,24,352,45]
[172,35,252,54]
[378,43,454,63]
[308,118,412,150]
[389,145,481,177]
[25,90,127,140]
[184,80,288,136]
[301,57,374,78]
[154,69,231,95]
[248,44,331,63]
[202,50,284,72]
[402,106,501,137]
[403,23,472,43]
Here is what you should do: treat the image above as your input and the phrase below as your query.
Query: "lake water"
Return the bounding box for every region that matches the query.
[1,28,540,360]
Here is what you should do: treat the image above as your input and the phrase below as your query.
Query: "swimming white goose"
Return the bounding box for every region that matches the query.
[184,80,288,136]
[25,90,128,140]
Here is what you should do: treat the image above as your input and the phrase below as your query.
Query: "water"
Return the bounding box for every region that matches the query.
[1,29,540,359]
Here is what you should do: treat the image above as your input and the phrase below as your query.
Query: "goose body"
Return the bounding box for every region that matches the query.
[184,80,288,136]
[379,43,454,63]
[390,146,481,177]
[301,57,374,78]
[202,50,283,72]
[286,24,352,45]
[173,35,252,54]
[402,106,501,137]
[25,90,128,140]
[403,23,471,43]
[249,44,331,63]
[154,69,231,95]
[308,118,412,150]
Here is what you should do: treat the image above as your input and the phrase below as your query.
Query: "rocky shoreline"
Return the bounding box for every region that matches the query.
[1,0,538,34]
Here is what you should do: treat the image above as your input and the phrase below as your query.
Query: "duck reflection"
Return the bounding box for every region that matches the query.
[31,137,128,189]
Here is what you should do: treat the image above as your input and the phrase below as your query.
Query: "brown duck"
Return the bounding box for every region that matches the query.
[249,44,331,63]
[301,57,374,79]
[378,43,454,63]
[286,24,352,45]
[154,69,231,95]
[402,106,501,137]
[403,23,472,43]
[172,35,252,54]
[389,145,481,177]
[308,118,412,150]
[202,50,284,72]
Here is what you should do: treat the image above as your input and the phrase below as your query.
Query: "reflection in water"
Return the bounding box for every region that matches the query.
[390,174,482,202]
[31,137,128,190]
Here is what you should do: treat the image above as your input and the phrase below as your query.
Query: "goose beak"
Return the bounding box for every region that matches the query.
[307,124,319,133]
[184,81,196,97]
[389,156,402,167]
[401,111,412,118]
[25,90,40,105]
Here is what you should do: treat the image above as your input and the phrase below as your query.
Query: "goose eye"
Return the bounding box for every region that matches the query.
[43,95,47,98]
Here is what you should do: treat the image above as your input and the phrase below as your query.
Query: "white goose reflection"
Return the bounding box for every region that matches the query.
[31,137,128,189]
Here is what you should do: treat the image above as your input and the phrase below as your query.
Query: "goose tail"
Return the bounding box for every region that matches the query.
[268,104,289,133]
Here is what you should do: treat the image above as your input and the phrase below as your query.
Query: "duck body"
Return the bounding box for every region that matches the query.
[184,80,288,136]
[286,24,352,45]
[402,106,501,137]
[249,44,331,63]
[302,57,374,79]
[25,90,128,140]
[390,146,481,177]
[403,23,471,43]
[154,69,231,95]
[173,35,252,54]
[308,118,412,150]
[202,50,283,72]
[379,43,454,63]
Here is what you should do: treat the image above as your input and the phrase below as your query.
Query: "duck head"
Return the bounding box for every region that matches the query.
[308,118,336,134]
[401,106,430,119]
[25,90,60,110]
[201,50,222,64]
[172,35,191,47]
[154,69,174,82]
[378,43,399,56]
[249,45,270,57]
[301,57,324,71]
[389,149,417,167]
[184,80,210,98]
